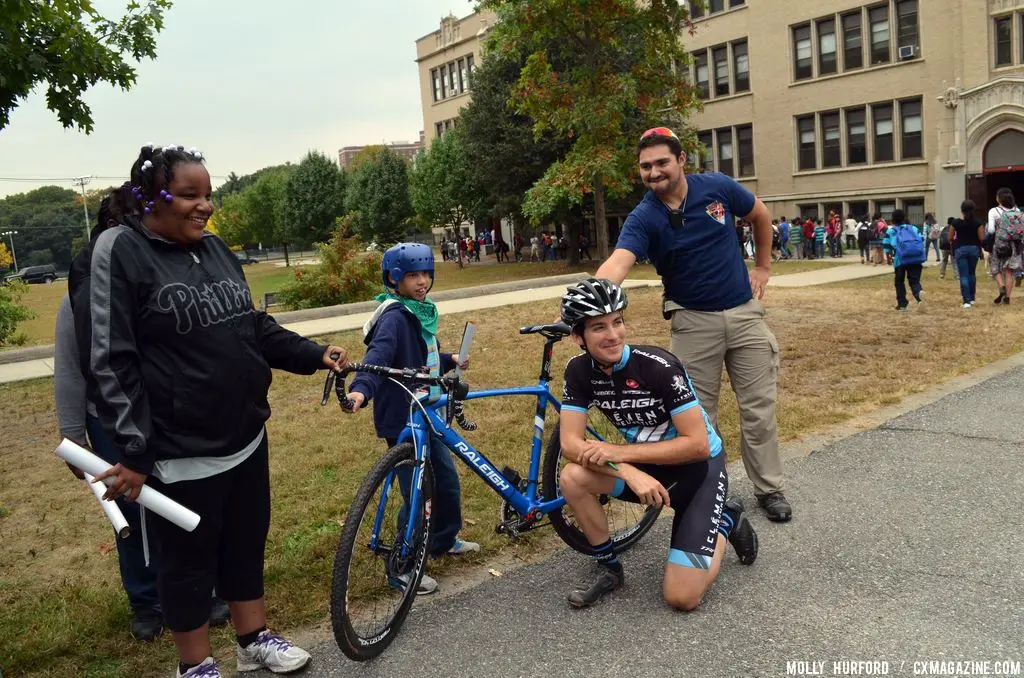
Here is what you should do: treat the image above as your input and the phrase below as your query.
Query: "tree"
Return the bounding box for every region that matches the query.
[212,163,293,205]
[345,147,413,246]
[478,0,700,260]
[1,0,173,133]
[0,242,12,270]
[0,280,35,346]
[0,186,84,270]
[212,169,296,263]
[411,129,485,236]
[282,152,346,247]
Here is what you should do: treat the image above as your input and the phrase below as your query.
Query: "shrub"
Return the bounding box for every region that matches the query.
[277,230,383,310]
[0,280,36,345]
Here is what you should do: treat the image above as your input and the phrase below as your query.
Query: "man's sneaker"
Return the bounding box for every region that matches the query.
[176,657,221,678]
[236,630,311,674]
[445,538,481,555]
[130,606,163,642]
[756,491,793,522]
[895,305,908,312]
[724,498,758,565]
[963,302,972,309]
[209,596,231,628]
[567,567,624,609]
[389,571,439,595]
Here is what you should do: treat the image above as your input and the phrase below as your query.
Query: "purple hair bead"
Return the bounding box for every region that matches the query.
[160,190,173,203]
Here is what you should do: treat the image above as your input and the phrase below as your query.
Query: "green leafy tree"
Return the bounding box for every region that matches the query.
[411,129,485,236]
[1,0,173,132]
[0,186,84,270]
[212,163,293,205]
[345,147,413,246]
[278,231,382,310]
[477,0,700,260]
[283,152,346,247]
[0,279,35,346]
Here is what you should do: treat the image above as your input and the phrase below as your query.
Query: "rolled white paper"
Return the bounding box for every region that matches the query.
[455,320,477,378]
[83,472,131,538]
[56,439,201,532]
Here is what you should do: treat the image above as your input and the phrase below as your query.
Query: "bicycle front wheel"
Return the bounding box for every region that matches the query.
[330,443,434,661]
[542,421,661,556]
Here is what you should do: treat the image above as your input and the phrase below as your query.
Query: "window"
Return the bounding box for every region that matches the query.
[439,64,448,98]
[713,46,729,96]
[896,0,918,54]
[458,58,467,93]
[798,116,817,170]
[1021,14,1024,64]
[846,107,867,164]
[432,68,441,102]
[710,0,724,11]
[794,24,813,80]
[902,198,925,226]
[877,200,896,220]
[697,131,714,172]
[818,19,838,75]
[842,12,863,70]
[732,40,749,92]
[435,122,444,137]
[798,204,820,220]
[822,111,841,167]
[717,127,734,176]
[448,62,459,95]
[900,98,922,159]
[996,16,1012,67]
[869,5,891,65]
[737,125,754,177]
[694,52,709,99]
[729,0,745,6]
[848,201,869,219]
[873,103,894,162]
[689,0,704,19]
[466,54,475,88]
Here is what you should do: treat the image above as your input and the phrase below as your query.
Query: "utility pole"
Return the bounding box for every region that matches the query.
[74,176,91,240]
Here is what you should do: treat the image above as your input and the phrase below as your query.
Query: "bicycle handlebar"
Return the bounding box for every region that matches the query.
[320,359,476,430]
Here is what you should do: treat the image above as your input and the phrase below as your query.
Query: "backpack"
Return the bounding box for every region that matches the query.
[994,208,1024,258]
[894,225,926,265]
[939,225,952,251]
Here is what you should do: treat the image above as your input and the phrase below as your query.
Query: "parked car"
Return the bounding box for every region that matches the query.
[7,264,58,284]
[234,251,259,265]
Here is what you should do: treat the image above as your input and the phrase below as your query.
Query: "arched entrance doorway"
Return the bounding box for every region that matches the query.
[967,129,1024,216]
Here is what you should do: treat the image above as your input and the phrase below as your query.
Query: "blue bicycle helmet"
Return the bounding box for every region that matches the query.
[381,242,435,291]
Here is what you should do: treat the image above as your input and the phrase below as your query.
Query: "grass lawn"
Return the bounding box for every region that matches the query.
[2,256,849,350]
[2,264,1023,677]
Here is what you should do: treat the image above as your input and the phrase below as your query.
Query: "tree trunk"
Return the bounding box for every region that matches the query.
[283,242,290,267]
[567,205,582,265]
[594,175,610,262]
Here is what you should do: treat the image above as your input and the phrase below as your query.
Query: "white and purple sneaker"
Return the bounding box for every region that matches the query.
[176,657,221,678]
[236,630,311,674]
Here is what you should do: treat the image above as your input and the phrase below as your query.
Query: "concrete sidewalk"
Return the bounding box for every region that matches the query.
[280,363,1024,678]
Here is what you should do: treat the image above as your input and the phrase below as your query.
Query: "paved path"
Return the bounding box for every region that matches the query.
[0,256,931,385]
[273,365,1023,678]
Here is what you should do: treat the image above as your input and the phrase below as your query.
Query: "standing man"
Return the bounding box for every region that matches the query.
[778,216,791,259]
[594,127,792,522]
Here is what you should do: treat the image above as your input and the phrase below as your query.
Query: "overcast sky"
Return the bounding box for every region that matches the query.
[0,0,475,197]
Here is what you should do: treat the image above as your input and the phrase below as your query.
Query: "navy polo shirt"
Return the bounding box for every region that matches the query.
[616,172,756,312]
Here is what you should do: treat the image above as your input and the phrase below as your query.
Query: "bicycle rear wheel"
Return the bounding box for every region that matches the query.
[331,443,433,661]
[542,421,660,556]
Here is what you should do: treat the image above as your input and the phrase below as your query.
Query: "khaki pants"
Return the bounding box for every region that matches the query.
[668,299,783,496]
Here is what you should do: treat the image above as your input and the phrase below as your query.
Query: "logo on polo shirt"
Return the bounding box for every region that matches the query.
[706,201,726,224]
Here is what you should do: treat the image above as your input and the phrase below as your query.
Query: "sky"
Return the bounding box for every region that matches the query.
[0,0,477,197]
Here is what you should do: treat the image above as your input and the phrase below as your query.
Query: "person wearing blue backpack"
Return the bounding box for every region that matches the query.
[886,209,927,311]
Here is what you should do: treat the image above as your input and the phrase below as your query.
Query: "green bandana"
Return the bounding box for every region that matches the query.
[376,292,439,336]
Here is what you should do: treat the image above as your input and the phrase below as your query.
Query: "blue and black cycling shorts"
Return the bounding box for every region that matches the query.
[610,453,727,570]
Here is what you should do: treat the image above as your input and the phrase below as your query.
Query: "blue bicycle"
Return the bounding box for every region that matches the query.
[321,322,660,660]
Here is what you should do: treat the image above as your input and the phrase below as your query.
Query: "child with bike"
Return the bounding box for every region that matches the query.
[343,243,477,594]
[557,278,758,610]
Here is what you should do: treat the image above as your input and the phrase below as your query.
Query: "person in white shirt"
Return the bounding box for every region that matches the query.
[843,214,858,251]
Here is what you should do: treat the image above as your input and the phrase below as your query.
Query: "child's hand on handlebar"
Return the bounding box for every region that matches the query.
[343,391,365,413]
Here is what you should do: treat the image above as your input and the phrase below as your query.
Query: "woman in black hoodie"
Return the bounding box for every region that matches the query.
[73,145,346,678]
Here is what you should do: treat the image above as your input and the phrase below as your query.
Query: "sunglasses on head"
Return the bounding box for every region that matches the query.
[640,127,679,142]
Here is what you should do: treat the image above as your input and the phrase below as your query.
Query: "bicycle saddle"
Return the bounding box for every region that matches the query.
[519,322,571,338]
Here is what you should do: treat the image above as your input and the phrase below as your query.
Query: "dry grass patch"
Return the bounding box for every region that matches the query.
[4,264,1013,677]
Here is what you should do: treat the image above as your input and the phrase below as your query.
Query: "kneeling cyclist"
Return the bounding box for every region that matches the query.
[557,278,758,610]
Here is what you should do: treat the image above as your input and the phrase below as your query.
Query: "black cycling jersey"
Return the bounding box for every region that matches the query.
[561,343,727,568]
[561,344,723,457]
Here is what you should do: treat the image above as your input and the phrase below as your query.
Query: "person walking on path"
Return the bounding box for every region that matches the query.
[950,201,984,308]
[593,126,791,523]
[938,217,959,282]
[987,188,1023,305]
[886,209,926,311]
[925,213,940,262]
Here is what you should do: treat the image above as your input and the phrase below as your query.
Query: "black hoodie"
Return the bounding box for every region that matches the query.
[69,215,325,475]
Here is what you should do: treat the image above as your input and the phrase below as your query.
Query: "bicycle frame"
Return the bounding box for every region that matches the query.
[373,333,598,559]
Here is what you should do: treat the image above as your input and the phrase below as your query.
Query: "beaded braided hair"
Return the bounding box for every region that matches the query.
[128,143,205,215]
